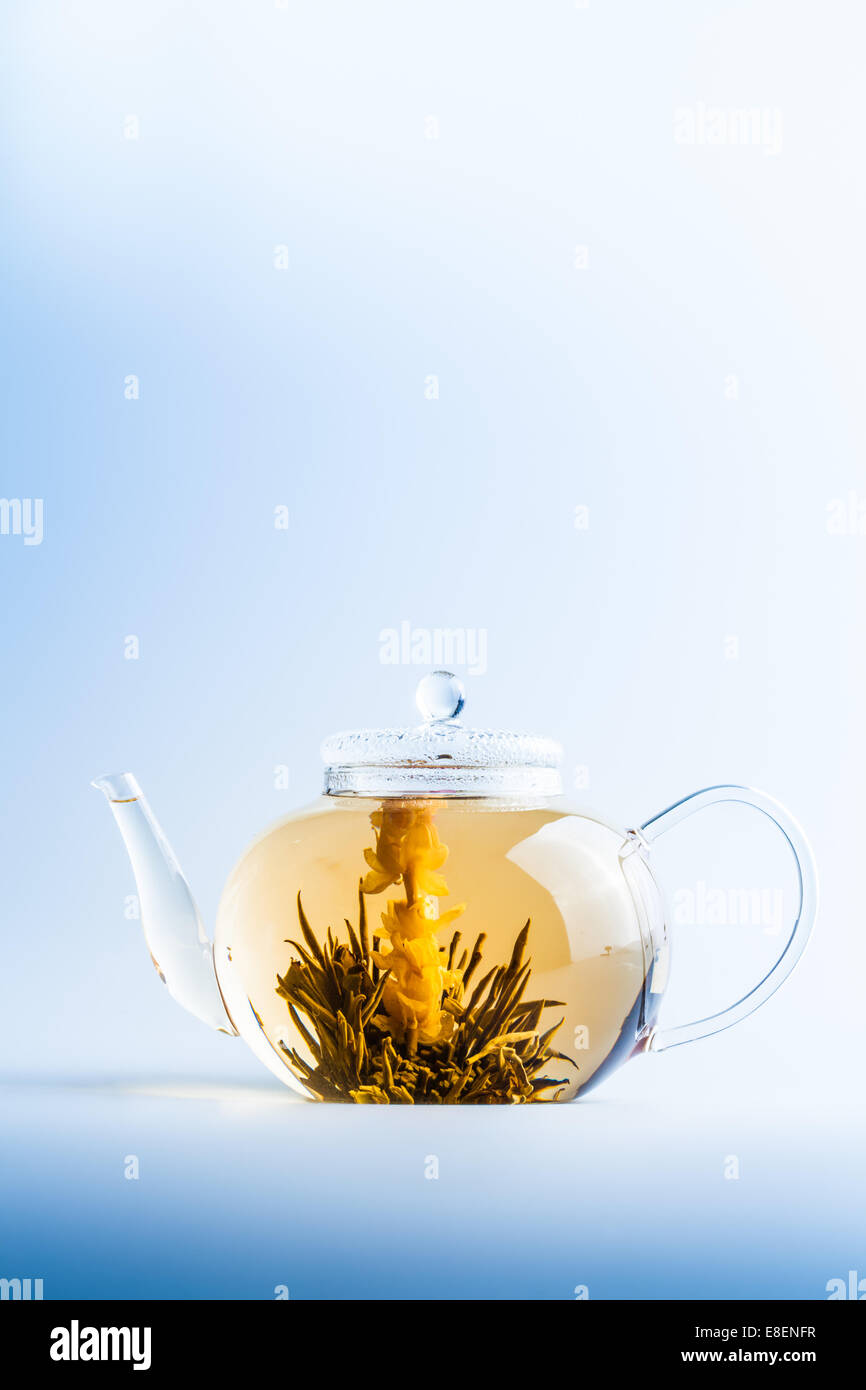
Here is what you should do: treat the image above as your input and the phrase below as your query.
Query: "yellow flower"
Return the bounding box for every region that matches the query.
[403,821,449,897]
[362,804,466,1047]
[378,894,465,942]
[373,935,462,1043]
[360,809,412,894]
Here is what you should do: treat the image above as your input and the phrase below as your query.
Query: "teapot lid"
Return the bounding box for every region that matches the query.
[321,671,562,797]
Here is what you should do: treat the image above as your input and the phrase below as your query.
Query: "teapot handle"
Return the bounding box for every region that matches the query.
[639,785,818,1051]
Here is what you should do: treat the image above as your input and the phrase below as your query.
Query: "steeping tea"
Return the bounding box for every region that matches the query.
[93,671,817,1103]
[216,796,656,1102]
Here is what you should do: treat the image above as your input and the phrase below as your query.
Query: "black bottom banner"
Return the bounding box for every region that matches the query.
[1,1298,859,1375]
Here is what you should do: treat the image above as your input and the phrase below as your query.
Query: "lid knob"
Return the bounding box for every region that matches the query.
[415,670,465,723]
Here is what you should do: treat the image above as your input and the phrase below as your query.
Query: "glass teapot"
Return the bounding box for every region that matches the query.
[93,671,817,1104]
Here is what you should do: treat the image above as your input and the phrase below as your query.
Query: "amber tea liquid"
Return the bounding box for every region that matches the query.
[215,796,659,1101]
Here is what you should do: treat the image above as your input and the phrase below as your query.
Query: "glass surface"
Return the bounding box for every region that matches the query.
[214,796,665,1103]
[320,669,563,795]
[91,773,236,1034]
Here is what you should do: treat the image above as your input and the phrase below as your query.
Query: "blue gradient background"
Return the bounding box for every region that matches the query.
[1,0,864,1299]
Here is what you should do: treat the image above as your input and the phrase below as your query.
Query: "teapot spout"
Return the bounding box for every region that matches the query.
[91,773,237,1035]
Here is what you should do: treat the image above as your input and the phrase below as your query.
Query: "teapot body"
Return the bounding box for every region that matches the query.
[214,795,667,1103]
[94,674,816,1099]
